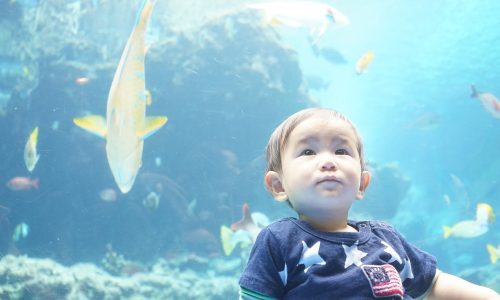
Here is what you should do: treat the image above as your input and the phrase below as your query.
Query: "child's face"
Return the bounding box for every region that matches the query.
[266,114,369,224]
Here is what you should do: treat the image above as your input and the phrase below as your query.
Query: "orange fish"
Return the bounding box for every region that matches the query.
[231,203,263,243]
[6,177,39,191]
[470,85,500,119]
[356,51,374,75]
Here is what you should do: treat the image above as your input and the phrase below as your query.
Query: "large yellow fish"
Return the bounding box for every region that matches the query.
[247,1,350,45]
[24,127,40,172]
[74,0,167,193]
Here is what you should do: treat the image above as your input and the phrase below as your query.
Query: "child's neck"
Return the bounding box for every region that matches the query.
[300,216,358,233]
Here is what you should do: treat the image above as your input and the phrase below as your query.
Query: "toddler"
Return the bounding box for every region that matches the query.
[239,108,499,299]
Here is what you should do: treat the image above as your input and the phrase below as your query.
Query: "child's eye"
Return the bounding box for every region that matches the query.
[300,149,315,156]
[335,149,349,155]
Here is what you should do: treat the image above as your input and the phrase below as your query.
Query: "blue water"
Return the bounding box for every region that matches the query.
[0,0,499,297]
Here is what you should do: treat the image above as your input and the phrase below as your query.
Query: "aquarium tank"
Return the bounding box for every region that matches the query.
[0,0,499,299]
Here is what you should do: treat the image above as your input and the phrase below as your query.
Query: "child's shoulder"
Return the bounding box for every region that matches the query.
[364,220,399,234]
[253,217,302,245]
[266,217,298,231]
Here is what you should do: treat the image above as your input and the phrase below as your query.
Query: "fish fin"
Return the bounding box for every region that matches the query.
[73,115,107,138]
[486,244,498,264]
[138,116,167,139]
[470,84,478,98]
[442,226,452,239]
[231,203,255,231]
[33,154,40,171]
[145,89,152,106]
[220,225,236,256]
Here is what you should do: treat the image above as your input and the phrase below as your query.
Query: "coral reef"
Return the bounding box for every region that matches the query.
[100,244,145,277]
[0,1,309,263]
[0,254,239,300]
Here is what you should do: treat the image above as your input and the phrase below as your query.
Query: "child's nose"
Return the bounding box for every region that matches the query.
[320,157,337,171]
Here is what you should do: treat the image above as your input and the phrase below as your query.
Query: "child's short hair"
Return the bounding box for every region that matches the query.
[265,108,366,175]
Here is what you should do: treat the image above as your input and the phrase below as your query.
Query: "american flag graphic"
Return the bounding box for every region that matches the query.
[361,264,404,299]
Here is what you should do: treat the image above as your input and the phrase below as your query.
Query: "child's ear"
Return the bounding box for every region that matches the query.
[264,171,289,202]
[356,171,371,199]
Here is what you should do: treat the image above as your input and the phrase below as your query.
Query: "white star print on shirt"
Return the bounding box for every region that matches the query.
[279,263,288,286]
[342,242,367,268]
[400,257,414,282]
[298,241,326,272]
[382,240,402,264]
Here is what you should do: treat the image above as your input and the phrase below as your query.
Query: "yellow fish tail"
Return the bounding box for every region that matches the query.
[443,226,453,239]
[486,244,498,264]
[220,225,236,256]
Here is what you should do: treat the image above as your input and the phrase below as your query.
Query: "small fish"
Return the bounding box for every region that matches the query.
[75,77,90,85]
[470,85,500,119]
[443,203,495,239]
[247,1,350,45]
[443,194,451,206]
[6,177,39,191]
[73,0,167,193]
[99,188,117,202]
[51,121,60,131]
[442,220,487,239]
[12,222,29,241]
[221,149,240,175]
[142,191,160,210]
[186,198,197,217]
[356,51,374,75]
[230,203,268,243]
[487,244,500,264]
[449,173,471,211]
[311,46,348,65]
[220,203,270,256]
[24,127,40,172]
[405,112,440,131]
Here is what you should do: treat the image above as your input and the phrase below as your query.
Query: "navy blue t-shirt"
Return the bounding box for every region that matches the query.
[239,218,437,299]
